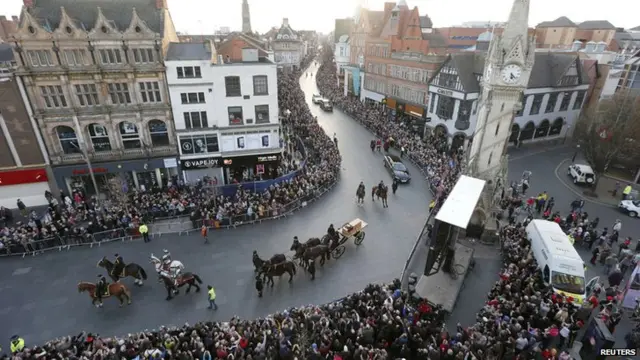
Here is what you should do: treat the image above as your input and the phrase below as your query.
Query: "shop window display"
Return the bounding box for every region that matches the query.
[56,125,81,154]
[88,124,111,151]
[119,122,141,149]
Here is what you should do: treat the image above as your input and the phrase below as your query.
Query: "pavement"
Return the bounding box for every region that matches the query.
[0,64,432,346]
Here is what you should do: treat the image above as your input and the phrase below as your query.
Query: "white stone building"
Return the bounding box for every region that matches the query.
[334,35,350,86]
[426,50,590,150]
[165,43,281,184]
[271,18,302,70]
[12,0,180,195]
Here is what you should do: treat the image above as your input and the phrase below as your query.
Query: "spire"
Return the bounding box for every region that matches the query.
[242,0,252,34]
[501,0,530,50]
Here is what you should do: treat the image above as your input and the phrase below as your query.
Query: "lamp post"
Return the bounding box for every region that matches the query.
[571,144,580,163]
[71,141,100,204]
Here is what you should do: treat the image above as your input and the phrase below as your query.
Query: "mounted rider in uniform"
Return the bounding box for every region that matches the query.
[112,253,125,279]
[96,274,109,306]
[161,249,182,286]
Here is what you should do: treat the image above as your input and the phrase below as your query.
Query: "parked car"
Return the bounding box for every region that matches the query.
[383,155,411,183]
[312,94,323,104]
[320,99,333,112]
[567,164,596,185]
[619,199,640,217]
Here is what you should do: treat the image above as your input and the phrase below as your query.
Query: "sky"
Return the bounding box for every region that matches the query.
[2,0,638,35]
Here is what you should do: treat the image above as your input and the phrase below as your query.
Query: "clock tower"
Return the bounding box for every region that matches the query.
[467,0,534,233]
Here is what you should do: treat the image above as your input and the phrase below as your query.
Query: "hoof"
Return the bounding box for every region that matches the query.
[166,297,172,301]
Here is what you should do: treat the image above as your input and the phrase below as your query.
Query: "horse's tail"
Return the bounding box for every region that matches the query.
[138,267,148,280]
[193,274,203,284]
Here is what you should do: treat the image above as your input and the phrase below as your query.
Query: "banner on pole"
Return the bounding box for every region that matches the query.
[353,68,361,96]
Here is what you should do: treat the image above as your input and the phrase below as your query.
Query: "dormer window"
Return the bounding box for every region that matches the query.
[101,26,108,33]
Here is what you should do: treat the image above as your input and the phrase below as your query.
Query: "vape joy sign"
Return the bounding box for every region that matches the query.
[182,158,221,169]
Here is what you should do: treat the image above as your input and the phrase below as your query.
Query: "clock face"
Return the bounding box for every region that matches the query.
[501,64,522,84]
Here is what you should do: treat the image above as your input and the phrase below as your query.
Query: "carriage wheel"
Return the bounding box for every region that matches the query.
[354,231,365,245]
[332,246,346,259]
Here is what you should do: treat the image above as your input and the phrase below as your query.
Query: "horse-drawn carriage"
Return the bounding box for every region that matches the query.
[322,218,367,259]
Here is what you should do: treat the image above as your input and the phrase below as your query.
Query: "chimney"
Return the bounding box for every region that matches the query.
[155,0,167,9]
[283,18,289,27]
[571,40,582,51]
[23,0,34,8]
[242,48,259,62]
[595,41,607,53]
[585,41,596,52]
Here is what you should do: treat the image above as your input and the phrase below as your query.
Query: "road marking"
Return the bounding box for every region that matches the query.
[553,159,615,207]
[12,267,32,276]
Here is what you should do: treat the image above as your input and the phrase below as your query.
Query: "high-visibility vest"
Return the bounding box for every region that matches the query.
[208,287,216,300]
[10,338,25,353]
[139,224,148,234]
[623,186,632,195]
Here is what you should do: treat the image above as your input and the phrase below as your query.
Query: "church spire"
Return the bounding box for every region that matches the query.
[242,0,252,34]
[501,0,530,50]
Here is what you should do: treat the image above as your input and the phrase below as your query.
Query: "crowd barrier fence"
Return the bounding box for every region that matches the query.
[1,57,333,259]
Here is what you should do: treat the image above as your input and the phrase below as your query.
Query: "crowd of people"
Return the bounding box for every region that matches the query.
[0,53,340,256]
[5,51,640,359]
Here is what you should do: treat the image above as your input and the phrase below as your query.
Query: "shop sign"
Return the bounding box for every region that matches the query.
[257,155,279,162]
[72,167,109,175]
[437,88,454,97]
[0,168,48,186]
[256,164,265,175]
[182,158,222,170]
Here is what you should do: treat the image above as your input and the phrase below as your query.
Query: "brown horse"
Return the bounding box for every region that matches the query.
[301,244,331,267]
[252,251,286,272]
[77,282,132,307]
[375,185,389,208]
[260,260,297,287]
[98,257,147,285]
[290,238,321,263]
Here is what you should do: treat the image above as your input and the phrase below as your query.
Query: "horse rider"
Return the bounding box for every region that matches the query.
[327,224,339,245]
[112,253,125,279]
[161,249,172,268]
[96,274,109,305]
[292,236,300,248]
[378,180,386,191]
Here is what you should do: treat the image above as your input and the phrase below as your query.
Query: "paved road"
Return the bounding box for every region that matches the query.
[436,146,637,344]
[0,65,432,346]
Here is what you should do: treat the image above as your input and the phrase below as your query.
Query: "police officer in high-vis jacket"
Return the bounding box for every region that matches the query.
[10,335,25,354]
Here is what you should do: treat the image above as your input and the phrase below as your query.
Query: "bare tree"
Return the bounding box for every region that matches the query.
[104,175,131,209]
[574,91,640,194]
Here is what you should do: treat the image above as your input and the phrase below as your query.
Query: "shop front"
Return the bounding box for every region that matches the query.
[52,157,179,196]
[222,153,282,184]
[0,167,51,208]
[180,157,224,185]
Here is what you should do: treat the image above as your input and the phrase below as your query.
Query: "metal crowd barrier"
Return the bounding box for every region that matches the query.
[0,181,338,258]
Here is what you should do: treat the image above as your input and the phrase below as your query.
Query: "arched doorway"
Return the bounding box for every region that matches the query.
[535,119,550,138]
[55,125,80,154]
[434,124,448,137]
[548,118,564,136]
[519,122,535,141]
[509,124,520,143]
[451,133,465,151]
[148,120,169,146]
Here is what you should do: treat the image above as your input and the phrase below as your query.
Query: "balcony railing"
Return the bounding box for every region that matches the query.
[51,145,176,165]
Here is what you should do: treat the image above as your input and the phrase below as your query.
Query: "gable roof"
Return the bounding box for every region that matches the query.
[419,16,433,29]
[537,16,576,28]
[26,0,163,33]
[334,18,352,43]
[434,51,590,93]
[578,20,616,30]
[165,42,211,61]
[274,21,299,42]
[366,10,386,36]
[215,33,268,57]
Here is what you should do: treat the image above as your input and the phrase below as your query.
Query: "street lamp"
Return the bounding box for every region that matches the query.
[571,144,581,163]
[70,141,101,204]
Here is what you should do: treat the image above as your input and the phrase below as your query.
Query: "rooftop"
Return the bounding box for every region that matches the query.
[165,42,211,61]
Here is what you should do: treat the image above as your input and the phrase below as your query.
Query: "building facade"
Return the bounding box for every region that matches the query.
[600,48,640,100]
[360,1,447,120]
[12,0,180,196]
[426,51,590,149]
[271,18,302,70]
[535,17,617,49]
[0,43,52,209]
[166,44,280,184]
[334,35,350,86]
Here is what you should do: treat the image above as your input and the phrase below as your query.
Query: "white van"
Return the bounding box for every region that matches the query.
[525,220,598,304]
